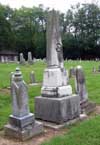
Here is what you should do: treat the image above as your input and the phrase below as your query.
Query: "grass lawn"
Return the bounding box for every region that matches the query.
[42,115,100,145]
[0,60,100,145]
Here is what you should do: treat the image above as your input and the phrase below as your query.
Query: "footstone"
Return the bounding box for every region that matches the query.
[79,113,87,121]
[35,95,80,124]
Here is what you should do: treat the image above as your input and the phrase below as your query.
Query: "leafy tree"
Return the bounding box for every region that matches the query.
[0,4,15,51]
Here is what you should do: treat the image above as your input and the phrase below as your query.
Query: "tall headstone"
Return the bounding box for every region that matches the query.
[30,71,35,84]
[28,52,33,65]
[5,68,43,141]
[19,53,25,65]
[75,66,88,103]
[35,10,80,124]
[75,65,95,113]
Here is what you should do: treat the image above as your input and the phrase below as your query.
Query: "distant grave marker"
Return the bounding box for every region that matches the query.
[30,71,36,84]
[19,53,25,65]
[28,52,33,65]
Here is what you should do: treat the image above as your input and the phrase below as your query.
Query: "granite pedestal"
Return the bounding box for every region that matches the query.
[35,95,80,124]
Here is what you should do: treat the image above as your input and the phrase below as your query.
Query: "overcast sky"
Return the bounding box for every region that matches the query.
[0,0,99,12]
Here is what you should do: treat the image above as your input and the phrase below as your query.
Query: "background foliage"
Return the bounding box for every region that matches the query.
[0,3,100,59]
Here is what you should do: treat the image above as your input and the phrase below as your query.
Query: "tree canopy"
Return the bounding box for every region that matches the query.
[0,3,100,59]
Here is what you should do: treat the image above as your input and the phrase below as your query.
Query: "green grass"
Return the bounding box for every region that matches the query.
[0,61,45,88]
[0,60,100,145]
[0,93,11,129]
[42,116,100,145]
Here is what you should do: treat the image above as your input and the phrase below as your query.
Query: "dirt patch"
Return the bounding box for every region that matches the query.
[0,128,67,145]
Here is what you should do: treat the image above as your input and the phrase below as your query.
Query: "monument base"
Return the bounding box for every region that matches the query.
[80,100,96,114]
[35,95,80,124]
[37,117,80,130]
[9,113,35,128]
[4,113,43,141]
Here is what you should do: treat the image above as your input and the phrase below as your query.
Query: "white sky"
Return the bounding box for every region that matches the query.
[0,0,99,12]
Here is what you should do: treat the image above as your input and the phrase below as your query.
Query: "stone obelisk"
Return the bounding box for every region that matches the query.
[35,10,80,124]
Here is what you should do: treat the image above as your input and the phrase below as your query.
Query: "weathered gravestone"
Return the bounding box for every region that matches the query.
[14,56,18,62]
[35,10,80,125]
[75,65,96,113]
[5,68,43,141]
[5,56,8,63]
[1,56,4,63]
[19,53,25,65]
[92,67,96,73]
[98,65,100,72]
[30,71,36,84]
[75,66,88,103]
[28,52,33,65]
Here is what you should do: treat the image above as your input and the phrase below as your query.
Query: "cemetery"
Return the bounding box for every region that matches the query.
[0,1,100,145]
[0,60,100,145]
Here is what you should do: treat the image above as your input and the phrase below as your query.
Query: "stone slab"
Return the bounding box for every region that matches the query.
[35,114,87,130]
[79,113,88,121]
[4,121,43,141]
[37,117,79,130]
[9,113,35,128]
[41,85,72,98]
[35,95,80,124]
